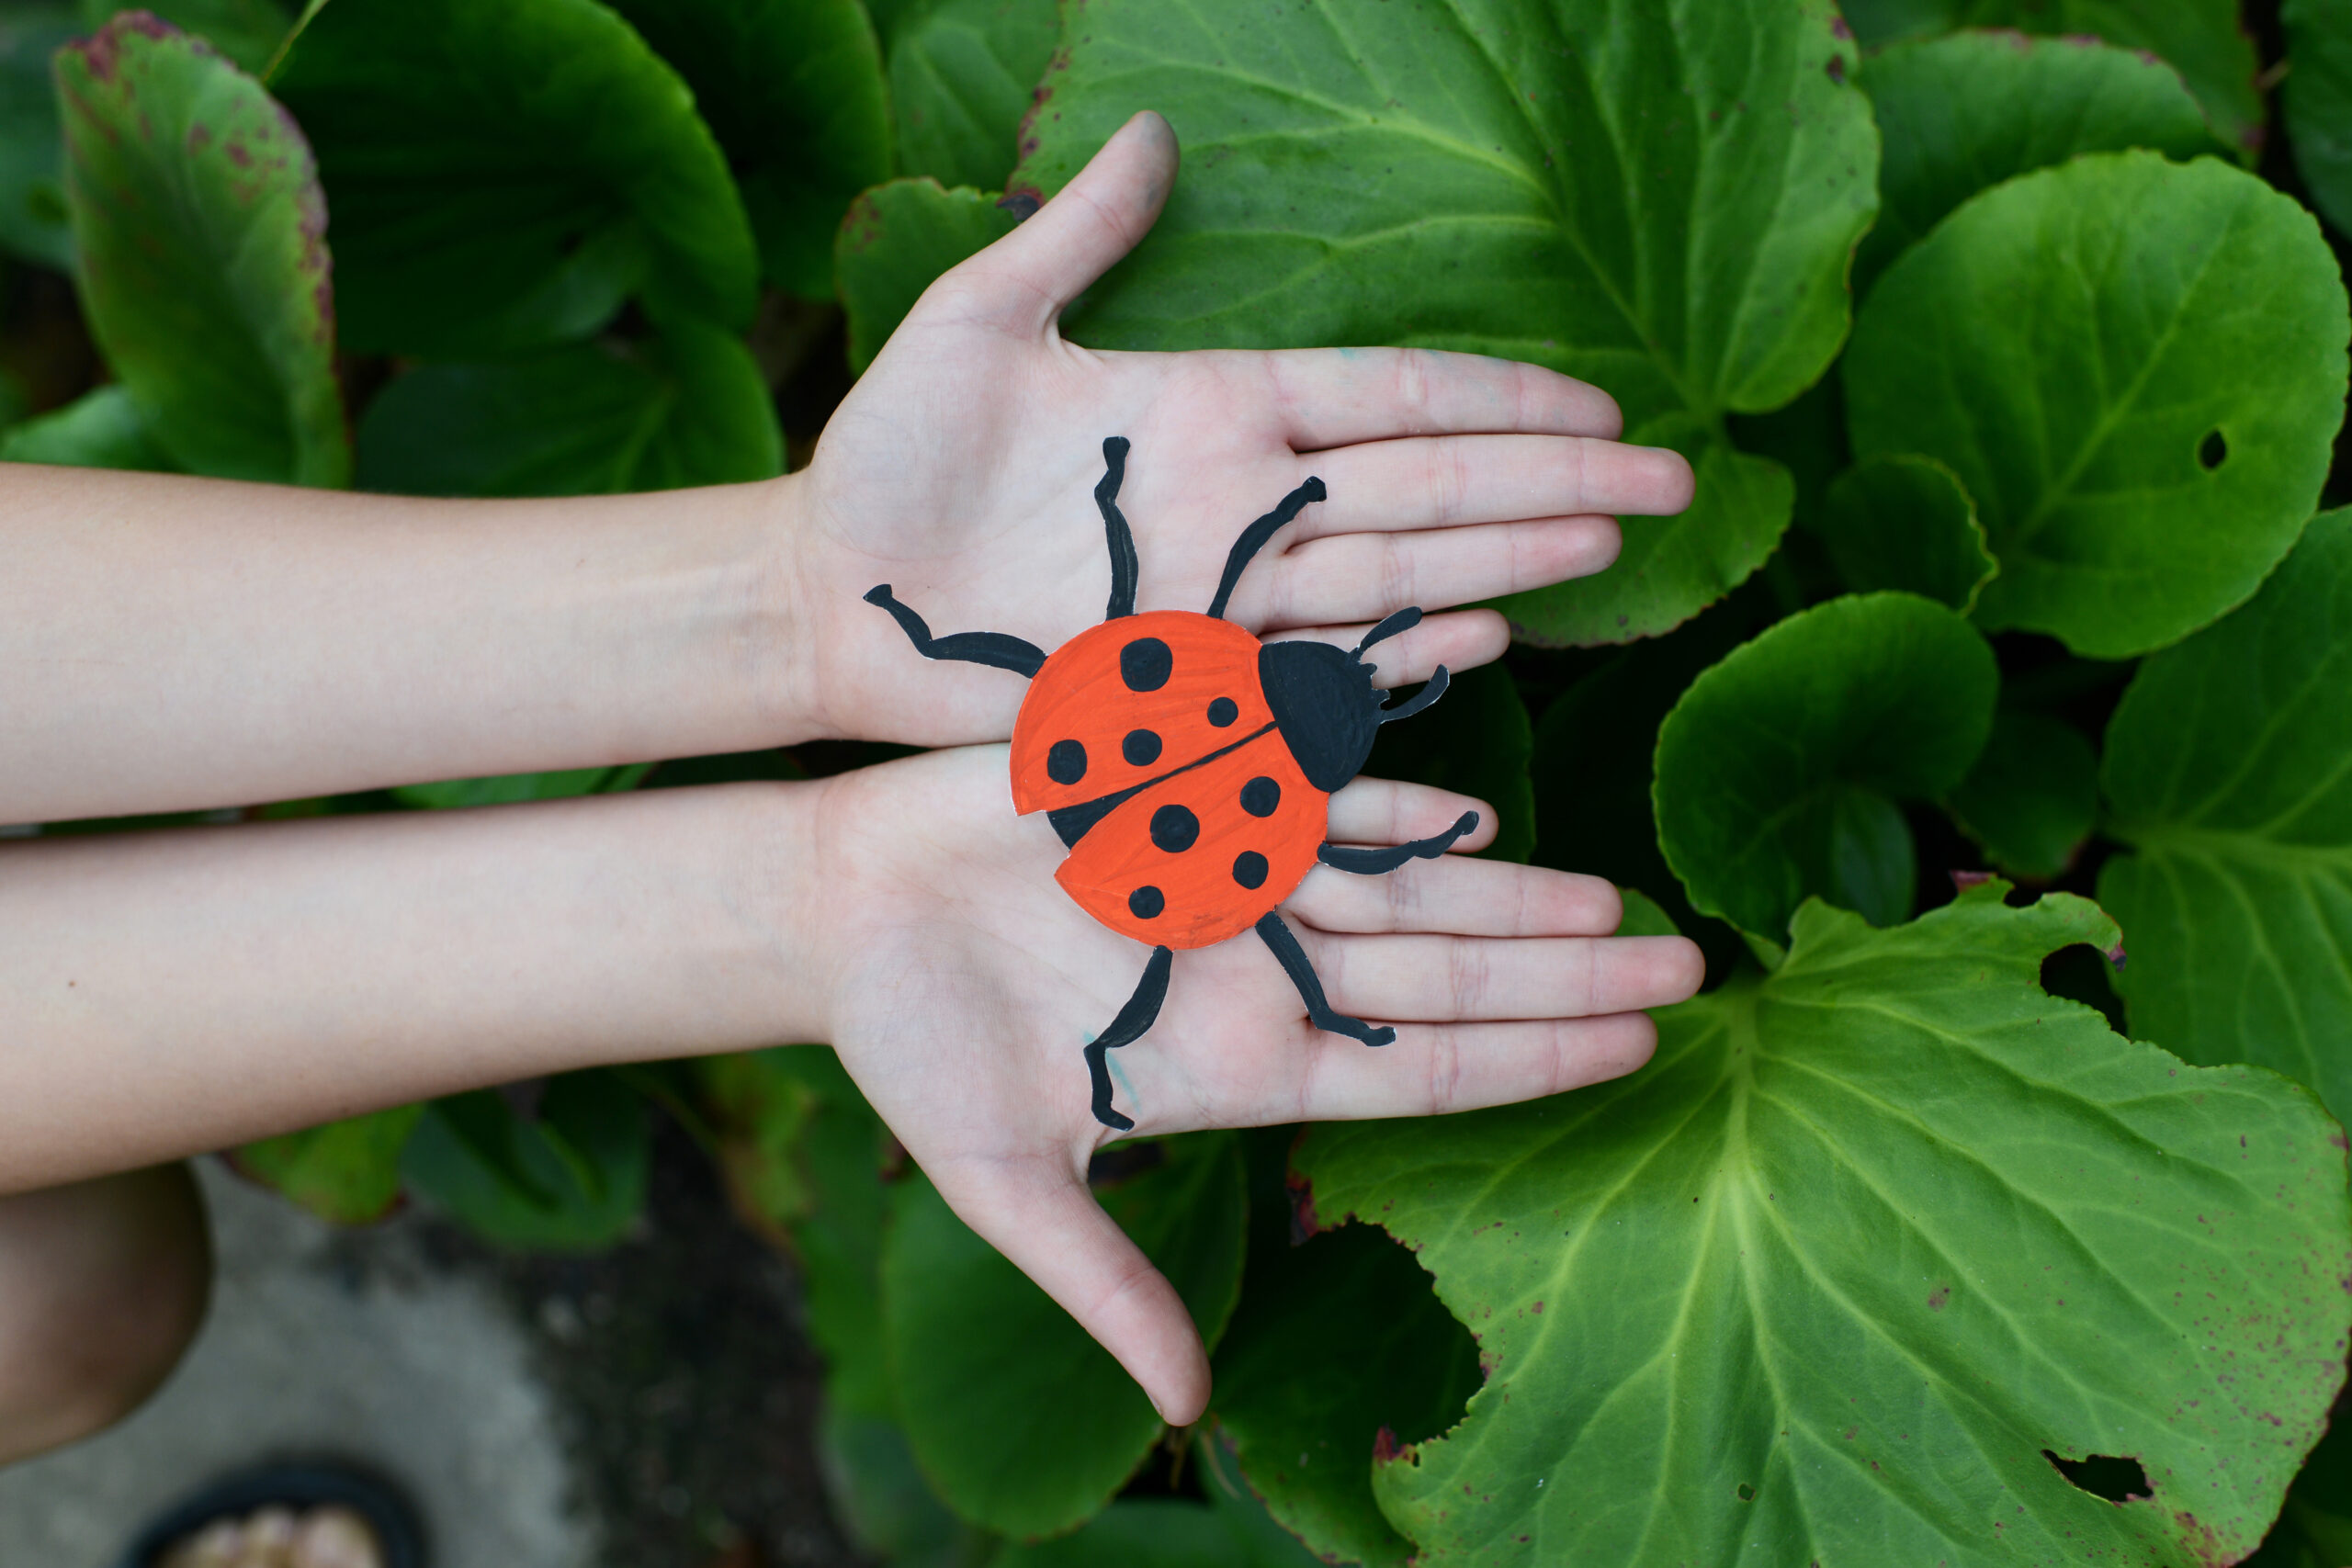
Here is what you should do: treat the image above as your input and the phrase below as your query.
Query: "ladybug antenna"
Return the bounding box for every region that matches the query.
[1351,607,1422,662]
[1206,474,1328,619]
[1377,665,1451,725]
[1098,437,1139,620]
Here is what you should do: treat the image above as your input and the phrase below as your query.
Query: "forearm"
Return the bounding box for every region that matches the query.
[0,464,813,823]
[0,783,828,1191]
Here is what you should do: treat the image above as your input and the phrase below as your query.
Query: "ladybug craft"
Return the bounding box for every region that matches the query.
[865,437,1477,1130]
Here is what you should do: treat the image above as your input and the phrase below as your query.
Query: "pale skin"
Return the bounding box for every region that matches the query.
[0,110,1702,1455]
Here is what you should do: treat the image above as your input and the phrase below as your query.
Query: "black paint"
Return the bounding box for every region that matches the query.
[1046,739,1088,785]
[1260,640,1383,793]
[1255,911,1394,1047]
[1240,776,1281,817]
[1120,637,1172,692]
[1149,804,1200,852]
[1206,476,1327,620]
[864,585,1045,678]
[1206,696,1238,728]
[1122,728,1163,766]
[1098,437,1140,620]
[1128,886,1166,919]
[1318,811,1478,874]
[1084,945,1172,1131]
[1232,851,1269,888]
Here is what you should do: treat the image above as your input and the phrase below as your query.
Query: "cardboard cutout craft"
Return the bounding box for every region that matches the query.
[865,438,1476,1130]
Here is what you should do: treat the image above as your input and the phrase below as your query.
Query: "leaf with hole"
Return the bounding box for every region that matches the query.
[2098,507,2352,1127]
[57,13,347,485]
[1009,0,1877,645]
[1846,151,2347,658]
[1296,881,2352,1566]
[1655,592,1997,943]
[270,0,756,355]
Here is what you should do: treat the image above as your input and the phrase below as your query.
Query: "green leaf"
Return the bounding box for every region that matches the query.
[989,1440,1326,1568]
[230,1103,423,1224]
[836,177,1013,374]
[1816,454,1996,612]
[57,14,347,485]
[1841,0,2263,161]
[1946,707,2099,879]
[1858,29,2226,296]
[1365,660,1534,863]
[1297,883,2352,1567]
[1848,152,2348,659]
[603,0,889,299]
[883,0,1058,191]
[0,6,77,271]
[401,1070,650,1251]
[83,1,295,75]
[0,383,175,469]
[1655,592,1997,942]
[1011,0,1878,645]
[2098,507,2352,1126]
[820,1404,995,1568]
[270,0,756,356]
[1211,1223,1480,1567]
[885,1134,1249,1537]
[356,323,781,499]
[391,762,650,812]
[2287,0,2352,238]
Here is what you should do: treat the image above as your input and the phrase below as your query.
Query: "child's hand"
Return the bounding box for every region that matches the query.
[797,744,1705,1424]
[781,112,1694,747]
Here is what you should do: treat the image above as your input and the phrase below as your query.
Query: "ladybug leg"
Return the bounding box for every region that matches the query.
[863,586,1045,677]
[1084,945,1174,1132]
[1254,912,1396,1048]
[1317,811,1480,874]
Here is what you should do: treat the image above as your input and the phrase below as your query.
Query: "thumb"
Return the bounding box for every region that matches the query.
[934,1152,1212,1425]
[960,110,1179,336]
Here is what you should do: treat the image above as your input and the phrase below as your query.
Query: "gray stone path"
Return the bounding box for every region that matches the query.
[0,1159,595,1567]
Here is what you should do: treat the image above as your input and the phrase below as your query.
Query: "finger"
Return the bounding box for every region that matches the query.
[1295,434,1695,537]
[933,1155,1212,1424]
[1261,346,1624,447]
[1268,609,1507,686]
[1261,516,1622,625]
[1312,930,1707,1021]
[1286,856,1623,938]
[956,111,1178,334]
[1326,777,1497,851]
[1288,1012,1660,1122]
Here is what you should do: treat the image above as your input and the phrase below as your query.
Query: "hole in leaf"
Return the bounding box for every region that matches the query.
[1736,1482,1757,1502]
[2040,946,2126,1034]
[2199,428,2228,469]
[2043,1449,2152,1502]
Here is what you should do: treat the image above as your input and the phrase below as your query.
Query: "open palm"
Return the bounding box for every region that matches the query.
[787,112,1694,746]
[802,744,1703,1423]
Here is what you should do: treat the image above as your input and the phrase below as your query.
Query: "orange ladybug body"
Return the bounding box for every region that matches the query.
[867,437,1475,1130]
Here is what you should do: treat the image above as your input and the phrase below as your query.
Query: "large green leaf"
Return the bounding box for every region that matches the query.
[1846,151,2348,659]
[1946,707,2099,880]
[57,14,347,485]
[1815,454,1995,611]
[885,1134,1249,1537]
[604,0,889,299]
[2098,507,2352,1125]
[400,1070,650,1251]
[1654,592,1996,942]
[230,1103,423,1224]
[1365,661,1534,864]
[2288,0,2352,239]
[1298,883,2352,1567]
[0,6,76,271]
[0,383,175,470]
[1009,0,1878,645]
[1841,0,2263,159]
[1211,1223,1481,1567]
[883,0,1057,192]
[356,324,781,498]
[1856,29,2225,297]
[270,0,756,357]
[837,177,1014,373]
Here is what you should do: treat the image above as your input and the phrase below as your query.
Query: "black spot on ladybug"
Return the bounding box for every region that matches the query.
[1046,739,1087,785]
[1240,776,1281,817]
[1120,637,1173,692]
[1123,728,1162,766]
[1206,696,1238,728]
[1232,851,1269,889]
[1129,886,1166,919]
[1150,804,1200,852]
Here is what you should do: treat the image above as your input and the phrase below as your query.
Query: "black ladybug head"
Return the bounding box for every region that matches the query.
[1259,608,1450,793]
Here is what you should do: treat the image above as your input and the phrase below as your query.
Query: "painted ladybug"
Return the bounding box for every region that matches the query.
[866,437,1476,1130]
